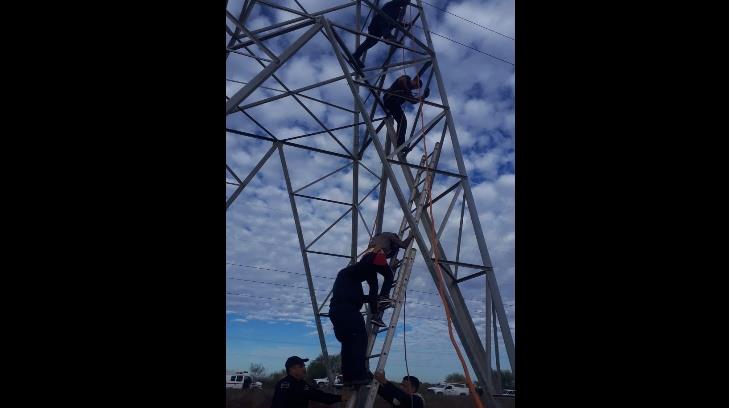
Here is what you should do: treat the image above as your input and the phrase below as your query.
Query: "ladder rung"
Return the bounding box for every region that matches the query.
[377,328,389,334]
[367,353,383,359]
[318,313,329,317]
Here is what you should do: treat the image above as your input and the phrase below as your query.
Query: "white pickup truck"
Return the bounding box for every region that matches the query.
[314,375,344,389]
[427,383,469,396]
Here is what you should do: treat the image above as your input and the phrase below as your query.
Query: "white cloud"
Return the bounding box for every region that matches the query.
[226,0,515,381]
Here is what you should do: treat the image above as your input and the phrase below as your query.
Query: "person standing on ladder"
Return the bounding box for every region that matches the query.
[364,231,413,322]
[328,261,377,387]
[328,231,410,387]
[351,0,411,68]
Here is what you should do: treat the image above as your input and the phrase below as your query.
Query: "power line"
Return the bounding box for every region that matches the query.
[226,268,444,308]
[228,335,324,346]
[226,262,511,305]
[227,292,313,305]
[226,262,336,281]
[227,335,482,356]
[225,289,461,311]
[226,271,509,307]
[226,296,452,321]
[226,276,329,292]
[421,1,515,41]
[228,350,511,367]
[414,25,514,66]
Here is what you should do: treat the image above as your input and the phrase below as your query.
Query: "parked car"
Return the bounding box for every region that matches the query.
[226,372,262,389]
[314,375,344,389]
[427,383,469,396]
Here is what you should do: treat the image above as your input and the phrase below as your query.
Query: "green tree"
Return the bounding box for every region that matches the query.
[248,363,266,381]
[305,353,342,383]
[498,370,514,389]
[263,369,287,389]
[445,373,466,383]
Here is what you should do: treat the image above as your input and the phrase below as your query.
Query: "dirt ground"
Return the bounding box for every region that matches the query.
[226,388,515,408]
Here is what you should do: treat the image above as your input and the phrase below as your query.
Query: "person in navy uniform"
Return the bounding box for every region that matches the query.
[270,356,347,408]
[374,370,425,408]
[328,232,412,387]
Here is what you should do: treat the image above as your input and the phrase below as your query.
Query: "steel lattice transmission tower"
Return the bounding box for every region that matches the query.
[226,0,514,404]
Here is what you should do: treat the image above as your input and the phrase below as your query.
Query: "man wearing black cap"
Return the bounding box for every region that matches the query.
[374,370,425,408]
[270,356,347,408]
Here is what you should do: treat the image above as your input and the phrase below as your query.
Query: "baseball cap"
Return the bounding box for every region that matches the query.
[285,356,309,370]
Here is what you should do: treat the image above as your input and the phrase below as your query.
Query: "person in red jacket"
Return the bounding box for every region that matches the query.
[362,231,412,327]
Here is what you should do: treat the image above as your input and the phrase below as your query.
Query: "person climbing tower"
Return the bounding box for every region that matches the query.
[382,70,430,156]
[363,231,412,311]
[351,0,411,68]
[375,371,425,408]
[328,231,411,386]
[328,261,378,387]
[362,231,412,326]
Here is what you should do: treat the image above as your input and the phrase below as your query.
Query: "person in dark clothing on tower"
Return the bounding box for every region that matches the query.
[359,231,413,338]
[351,0,411,68]
[383,73,430,156]
[364,231,412,310]
[328,232,412,387]
[270,356,347,408]
[375,370,425,408]
[328,260,378,387]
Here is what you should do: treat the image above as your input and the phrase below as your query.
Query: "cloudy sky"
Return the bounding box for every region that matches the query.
[226,0,514,384]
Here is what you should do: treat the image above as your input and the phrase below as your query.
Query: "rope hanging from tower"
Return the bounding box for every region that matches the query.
[418,65,486,408]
